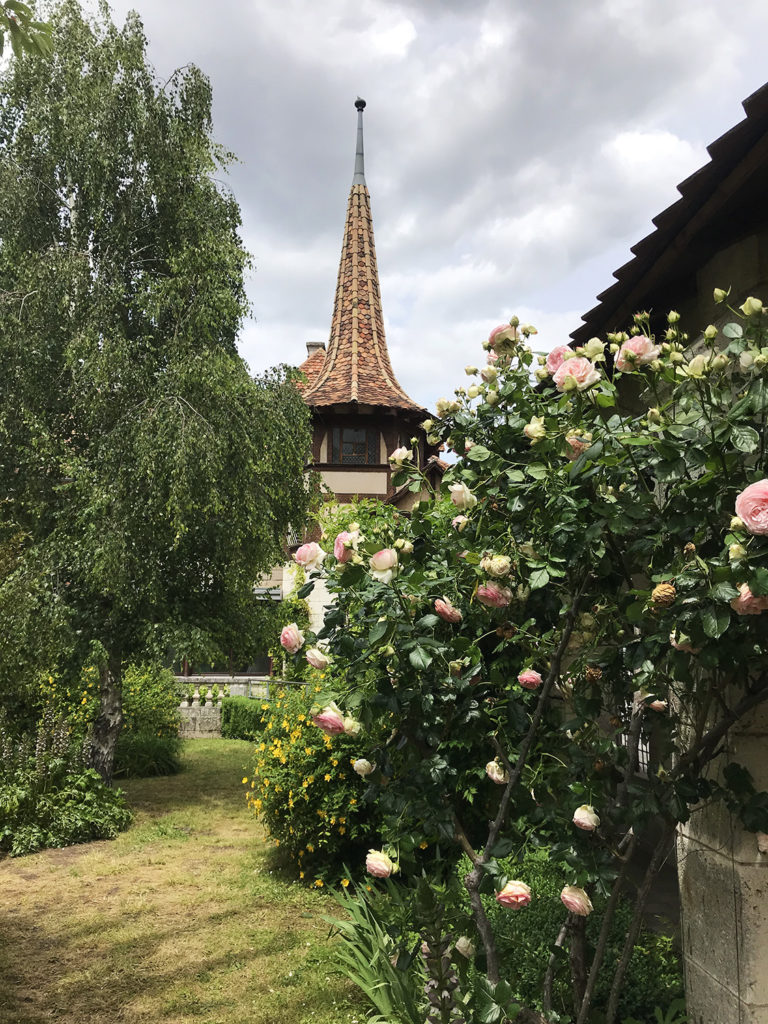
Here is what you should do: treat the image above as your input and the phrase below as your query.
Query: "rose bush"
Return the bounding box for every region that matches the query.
[283,296,768,1023]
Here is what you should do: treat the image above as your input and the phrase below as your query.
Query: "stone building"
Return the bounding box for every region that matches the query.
[571,81,768,1024]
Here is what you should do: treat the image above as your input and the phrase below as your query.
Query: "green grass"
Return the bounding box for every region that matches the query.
[0,739,366,1024]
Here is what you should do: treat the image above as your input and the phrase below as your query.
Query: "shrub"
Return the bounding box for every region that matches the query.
[244,686,384,885]
[113,663,182,778]
[0,709,132,856]
[221,695,266,740]
[472,849,683,1022]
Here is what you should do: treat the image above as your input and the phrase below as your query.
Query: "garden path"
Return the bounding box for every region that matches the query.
[0,740,362,1024]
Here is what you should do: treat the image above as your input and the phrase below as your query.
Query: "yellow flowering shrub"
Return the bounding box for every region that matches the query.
[244,686,383,884]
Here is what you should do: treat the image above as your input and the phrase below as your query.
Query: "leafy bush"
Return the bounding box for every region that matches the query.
[0,709,132,856]
[221,696,266,740]
[114,663,182,777]
[120,663,181,737]
[472,849,683,1022]
[244,686,384,885]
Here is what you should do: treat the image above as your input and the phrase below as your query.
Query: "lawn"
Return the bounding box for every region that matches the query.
[0,739,365,1024]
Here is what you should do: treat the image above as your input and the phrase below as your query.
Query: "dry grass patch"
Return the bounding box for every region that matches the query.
[0,740,365,1024]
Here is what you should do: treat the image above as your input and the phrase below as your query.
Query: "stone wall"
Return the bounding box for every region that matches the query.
[678,701,768,1023]
[179,703,222,739]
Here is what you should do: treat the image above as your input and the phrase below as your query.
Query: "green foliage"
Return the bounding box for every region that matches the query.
[268,594,312,680]
[325,881,426,1024]
[299,302,768,1020]
[471,850,683,1022]
[0,0,312,776]
[1,1,52,58]
[245,686,384,885]
[113,663,182,777]
[113,731,182,778]
[221,695,266,740]
[0,708,132,856]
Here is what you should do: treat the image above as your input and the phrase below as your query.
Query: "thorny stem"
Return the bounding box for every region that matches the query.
[575,834,636,1024]
[542,918,570,1014]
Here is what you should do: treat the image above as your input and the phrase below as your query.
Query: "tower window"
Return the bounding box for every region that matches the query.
[331,427,379,465]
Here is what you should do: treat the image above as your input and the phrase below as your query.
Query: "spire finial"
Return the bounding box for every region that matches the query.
[353,97,366,185]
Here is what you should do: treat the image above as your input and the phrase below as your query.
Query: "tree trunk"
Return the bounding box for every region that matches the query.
[89,651,123,784]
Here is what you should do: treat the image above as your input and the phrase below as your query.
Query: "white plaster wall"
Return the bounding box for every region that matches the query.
[321,469,388,494]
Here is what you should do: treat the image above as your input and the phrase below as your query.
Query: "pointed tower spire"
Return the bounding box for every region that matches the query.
[302,100,424,413]
[352,97,366,185]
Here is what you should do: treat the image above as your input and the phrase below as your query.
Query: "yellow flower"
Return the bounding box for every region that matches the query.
[299,871,305,879]
[324,773,332,782]
[419,841,428,850]
[314,686,321,692]
[338,827,346,835]
[242,777,248,784]
[314,879,323,887]
[307,843,315,852]
[341,878,350,888]
[350,798,357,806]
[305,747,313,755]
[274,839,280,847]
[331,758,338,767]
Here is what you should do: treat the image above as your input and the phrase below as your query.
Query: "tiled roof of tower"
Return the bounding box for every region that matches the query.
[302,100,425,414]
[297,345,327,391]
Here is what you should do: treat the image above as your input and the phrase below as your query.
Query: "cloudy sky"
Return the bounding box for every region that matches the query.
[103,0,768,412]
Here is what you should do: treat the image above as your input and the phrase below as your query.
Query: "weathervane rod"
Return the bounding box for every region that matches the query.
[353,97,366,185]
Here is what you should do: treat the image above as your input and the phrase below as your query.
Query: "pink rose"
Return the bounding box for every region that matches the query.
[370,548,398,583]
[735,480,768,535]
[280,622,304,654]
[305,647,330,670]
[615,336,661,372]
[334,531,355,563]
[572,805,600,831]
[496,880,532,909]
[488,323,518,350]
[294,542,326,571]
[730,582,768,616]
[545,345,572,376]
[517,669,542,690]
[648,699,668,712]
[452,515,469,532]
[552,356,601,392]
[311,704,345,735]
[477,582,512,608]
[565,434,592,460]
[366,850,397,878]
[435,597,462,623]
[560,885,593,916]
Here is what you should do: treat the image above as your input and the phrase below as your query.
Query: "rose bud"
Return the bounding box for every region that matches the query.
[560,885,593,916]
[573,804,600,831]
[477,582,513,608]
[517,669,543,690]
[454,936,475,958]
[305,647,330,670]
[366,850,398,878]
[496,880,532,909]
[451,514,469,531]
[448,483,478,510]
[485,760,509,785]
[353,758,375,777]
[280,622,305,654]
[293,542,326,571]
[435,597,462,623]
[369,548,399,583]
[311,703,345,735]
